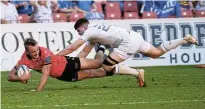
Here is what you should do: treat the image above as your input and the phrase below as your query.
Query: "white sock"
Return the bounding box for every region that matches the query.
[114,64,139,76]
[160,38,185,52]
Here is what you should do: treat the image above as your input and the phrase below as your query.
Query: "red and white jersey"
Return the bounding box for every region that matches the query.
[15,46,67,78]
[80,23,138,48]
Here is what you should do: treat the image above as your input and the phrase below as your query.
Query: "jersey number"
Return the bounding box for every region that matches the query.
[94,25,110,32]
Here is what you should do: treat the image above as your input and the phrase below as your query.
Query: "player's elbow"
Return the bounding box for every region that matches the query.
[7,73,17,82]
[7,75,14,82]
[57,49,69,56]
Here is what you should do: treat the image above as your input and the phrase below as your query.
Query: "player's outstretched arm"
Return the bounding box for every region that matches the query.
[8,68,20,82]
[57,39,86,56]
[77,42,95,58]
[35,64,51,91]
[7,67,28,83]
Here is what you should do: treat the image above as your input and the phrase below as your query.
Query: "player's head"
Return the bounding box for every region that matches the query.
[1,0,9,3]
[74,18,89,35]
[24,38,39,59]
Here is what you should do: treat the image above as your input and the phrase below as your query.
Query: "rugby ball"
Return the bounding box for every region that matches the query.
[17,65,30,77]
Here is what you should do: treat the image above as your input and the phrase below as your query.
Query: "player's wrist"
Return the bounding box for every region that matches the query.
[36,87,43,91]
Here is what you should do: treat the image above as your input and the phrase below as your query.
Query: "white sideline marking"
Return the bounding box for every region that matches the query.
[3,74,205,82]
[2,99,205,108]
[152,74,205,77]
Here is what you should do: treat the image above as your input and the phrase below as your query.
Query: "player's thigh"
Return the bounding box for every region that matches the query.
[114,32,146,60]
[101,40,141,70]
[79,58,101,70]
[139,41,162,58]
[112,42,140,61]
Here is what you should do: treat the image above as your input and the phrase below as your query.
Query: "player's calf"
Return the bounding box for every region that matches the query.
[156,34,198,56]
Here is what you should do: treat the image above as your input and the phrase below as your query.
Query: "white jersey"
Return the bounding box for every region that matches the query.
[80,23,151,59]
[80,23,133,48]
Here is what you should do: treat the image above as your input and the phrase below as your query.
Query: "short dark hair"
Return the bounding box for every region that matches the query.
[24,38,37,51]
[74,18,89,30]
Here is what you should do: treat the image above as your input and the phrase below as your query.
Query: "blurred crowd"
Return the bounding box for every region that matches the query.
[1,0,205,24]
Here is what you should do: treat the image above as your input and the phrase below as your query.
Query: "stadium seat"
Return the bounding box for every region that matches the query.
[124,1,138,12]
[195,10,205,17]
[142,12,157,19]
[105,2,121,19]
[124,12,139,19]
[181,10,194,18]
[69,13,85,22]
[105,12,121,20]
[52,13,67,22]
[105,2,121,12]
[18,14,30,23]
[95,2,103,13]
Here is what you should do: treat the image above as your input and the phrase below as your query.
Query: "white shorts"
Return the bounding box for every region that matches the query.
[114,32,151,60]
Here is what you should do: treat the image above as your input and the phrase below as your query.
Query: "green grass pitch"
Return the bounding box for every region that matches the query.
[1,65,205,109]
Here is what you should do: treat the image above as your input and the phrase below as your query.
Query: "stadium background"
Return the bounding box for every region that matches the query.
[1,0,205,109]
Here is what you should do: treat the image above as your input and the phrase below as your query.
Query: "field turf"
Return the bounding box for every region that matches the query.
[1,65,205,109]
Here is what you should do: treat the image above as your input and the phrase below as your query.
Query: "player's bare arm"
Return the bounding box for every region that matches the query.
[8,67,29,83]
[57,39,86,56]
[8,68,20,82]
[77,42,95,58]
[36,64,51,91]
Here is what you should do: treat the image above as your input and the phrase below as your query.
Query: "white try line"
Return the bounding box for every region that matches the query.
[2,99,205,108]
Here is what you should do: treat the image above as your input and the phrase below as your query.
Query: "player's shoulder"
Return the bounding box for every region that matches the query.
[84,25,98,34]
[21,51,28,59]
[19,51,32,63]
[39,46,51,52]
[39,46,53,56]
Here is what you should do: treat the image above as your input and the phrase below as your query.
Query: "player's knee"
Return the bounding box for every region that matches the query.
[103,55,119,66]
[106,69,115,76]
[7,75,14,82]
[102,55,119,76]
[102,66,115,76]
[7,77,11,82]
[102,65,115,76]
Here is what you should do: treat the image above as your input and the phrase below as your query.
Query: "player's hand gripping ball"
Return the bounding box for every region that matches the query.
[17,65,31,83]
